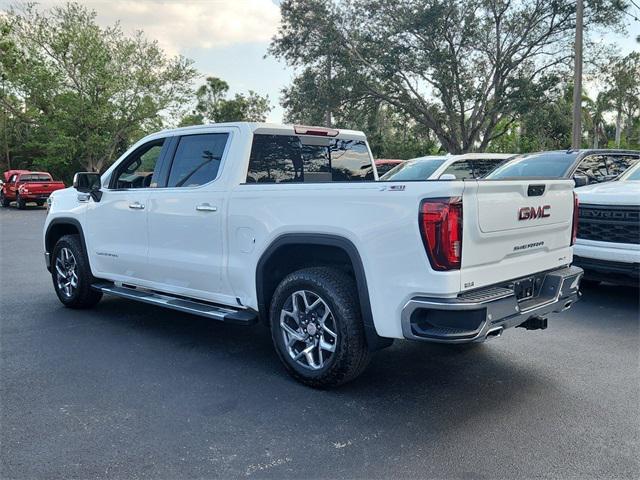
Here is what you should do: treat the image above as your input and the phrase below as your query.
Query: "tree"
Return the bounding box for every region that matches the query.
[179,76,271,126]
[0,2,197,179]
[272,0,627,153]
[583,91,612,148]
[604,52,640,147]
[269,0,346,126]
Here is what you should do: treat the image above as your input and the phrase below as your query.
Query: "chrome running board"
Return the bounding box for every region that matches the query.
[92,282,257,325]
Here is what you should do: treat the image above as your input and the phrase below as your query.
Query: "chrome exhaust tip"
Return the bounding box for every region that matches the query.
[485,327,503,340]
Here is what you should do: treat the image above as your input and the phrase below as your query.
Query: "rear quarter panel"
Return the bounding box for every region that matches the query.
[227,181,465,339]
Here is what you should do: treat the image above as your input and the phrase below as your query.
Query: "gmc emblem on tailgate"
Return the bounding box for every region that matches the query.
[518,205,551,220]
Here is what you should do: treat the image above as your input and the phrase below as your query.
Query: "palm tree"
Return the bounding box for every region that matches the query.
[583,92,612,148]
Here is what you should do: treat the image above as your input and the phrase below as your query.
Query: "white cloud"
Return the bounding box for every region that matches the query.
[2,0,281,55]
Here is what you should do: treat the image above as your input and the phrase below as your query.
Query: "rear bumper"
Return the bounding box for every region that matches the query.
[21,193,51,201]
[401,266,583,343]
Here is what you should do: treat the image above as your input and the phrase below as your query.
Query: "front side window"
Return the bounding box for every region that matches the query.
[113,140,165,189]
[246,134,371,183]
[441,160,474,180]
[167,133,229,188]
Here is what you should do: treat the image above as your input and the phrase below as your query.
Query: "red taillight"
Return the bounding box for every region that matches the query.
[571,192,579,245]
[420,197,462,271]
[294,125,339,137]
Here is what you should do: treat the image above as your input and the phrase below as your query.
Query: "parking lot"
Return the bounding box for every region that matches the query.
[1,206,638,479]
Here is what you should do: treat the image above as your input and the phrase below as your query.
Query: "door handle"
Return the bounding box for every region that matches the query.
[129,202,145,210]
[196,203,217,212]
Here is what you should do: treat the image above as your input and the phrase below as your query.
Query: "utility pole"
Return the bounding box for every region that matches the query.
[571,0,584,149]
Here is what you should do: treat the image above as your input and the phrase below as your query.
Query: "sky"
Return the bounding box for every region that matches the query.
[0,0,639,123]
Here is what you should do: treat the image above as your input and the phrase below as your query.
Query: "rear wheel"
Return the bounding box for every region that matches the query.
[0,192,9,207]
[51,235,102,309]
[16,194,26,209]
[269,267,370,388]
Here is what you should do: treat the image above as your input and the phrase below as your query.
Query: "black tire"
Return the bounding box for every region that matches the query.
[0,192,9,207]
[16,194,26,209]
[36,201,45,207]
[51,234,102,309]
[269,266,370,388]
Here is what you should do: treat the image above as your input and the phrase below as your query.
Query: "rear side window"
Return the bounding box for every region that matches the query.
[441,160,474,180]
[246,134,371,183]
[167,133,229,188]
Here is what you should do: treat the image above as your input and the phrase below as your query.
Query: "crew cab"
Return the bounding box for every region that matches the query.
[1,170,65,209]
[43,123,582,387]
[573,162,640,286]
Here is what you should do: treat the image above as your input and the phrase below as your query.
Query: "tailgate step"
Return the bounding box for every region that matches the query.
[92,282,257,325]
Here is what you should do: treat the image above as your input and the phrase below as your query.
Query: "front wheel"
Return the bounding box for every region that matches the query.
[51,234,102,309]
[16,194,26,209]
[269,267,370,388]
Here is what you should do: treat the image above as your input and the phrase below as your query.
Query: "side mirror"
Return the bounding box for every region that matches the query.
[439,173,457,180]
[73,172,102,201]
[573,174,588,187]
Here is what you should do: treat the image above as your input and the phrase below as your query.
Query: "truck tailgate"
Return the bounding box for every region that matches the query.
[24,181,65,194]
[460,180,574,291]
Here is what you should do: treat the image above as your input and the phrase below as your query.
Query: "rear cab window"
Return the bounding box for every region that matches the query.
[246,134,372,183]
[18,174,53,182]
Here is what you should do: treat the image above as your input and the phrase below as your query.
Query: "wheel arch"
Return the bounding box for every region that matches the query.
[255,233,393,351]
[45,218,88,271]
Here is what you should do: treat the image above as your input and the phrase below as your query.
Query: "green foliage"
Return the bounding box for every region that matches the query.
[272,0,628,153]
[0,2,197,181]
[179,76,271,126]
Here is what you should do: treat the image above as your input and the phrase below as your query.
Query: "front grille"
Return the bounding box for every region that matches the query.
[578,204,640,244]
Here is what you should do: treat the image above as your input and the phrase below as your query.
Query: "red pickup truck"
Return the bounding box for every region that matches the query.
[1,170,66,209]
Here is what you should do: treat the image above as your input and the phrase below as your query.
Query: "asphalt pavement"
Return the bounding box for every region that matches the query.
[1,206,639,479]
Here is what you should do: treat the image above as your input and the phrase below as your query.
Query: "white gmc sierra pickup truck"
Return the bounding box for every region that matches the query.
[43,123,583,387]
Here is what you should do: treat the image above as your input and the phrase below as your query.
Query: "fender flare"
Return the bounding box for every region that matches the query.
[256,233,393,351]
[45,217,89,269]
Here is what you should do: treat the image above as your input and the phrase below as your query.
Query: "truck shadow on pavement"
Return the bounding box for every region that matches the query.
[90,295,557,417]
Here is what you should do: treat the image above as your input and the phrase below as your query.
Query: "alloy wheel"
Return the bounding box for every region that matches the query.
[55,247,78,298]
[279,290,338,370]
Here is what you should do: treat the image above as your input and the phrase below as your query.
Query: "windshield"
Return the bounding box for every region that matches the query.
[381,157,446,181]
[621,163,640,181]
[486,152,577,179]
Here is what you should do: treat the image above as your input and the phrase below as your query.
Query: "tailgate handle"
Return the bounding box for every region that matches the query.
[527,184,545,197]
